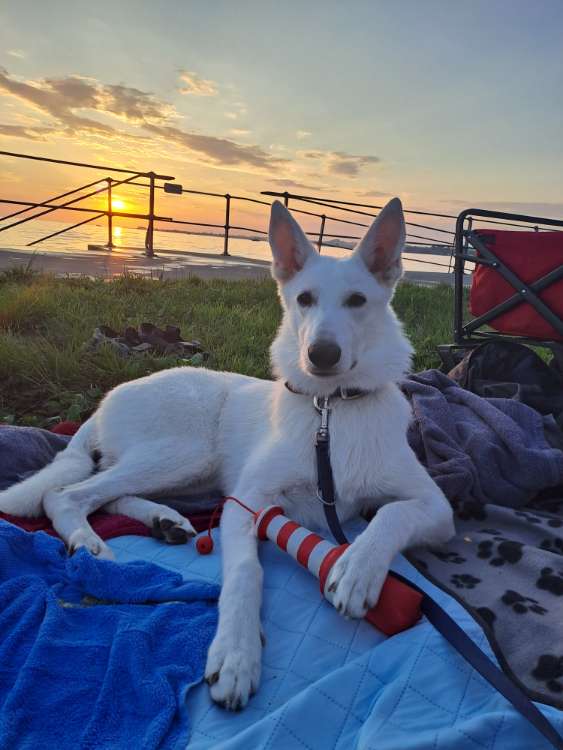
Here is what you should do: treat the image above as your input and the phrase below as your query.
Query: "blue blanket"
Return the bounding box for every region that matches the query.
[109,526,563,750]
[0,521,219,750]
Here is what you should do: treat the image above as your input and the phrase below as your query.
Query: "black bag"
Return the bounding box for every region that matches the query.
[448,341,563,431]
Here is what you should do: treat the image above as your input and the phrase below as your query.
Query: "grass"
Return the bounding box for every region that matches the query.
[0,270,455,427]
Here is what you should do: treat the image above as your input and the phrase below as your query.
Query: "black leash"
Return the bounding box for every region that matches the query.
[314,395,348,545]
[312,392,563,750]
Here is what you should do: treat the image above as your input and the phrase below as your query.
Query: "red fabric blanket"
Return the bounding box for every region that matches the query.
[0,511,150,540]
[0,509,220,540]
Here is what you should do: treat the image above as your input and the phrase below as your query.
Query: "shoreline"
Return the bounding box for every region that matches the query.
[0,246,467,286]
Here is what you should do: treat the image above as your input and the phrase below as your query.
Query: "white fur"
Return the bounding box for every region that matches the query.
[0,197,454,710]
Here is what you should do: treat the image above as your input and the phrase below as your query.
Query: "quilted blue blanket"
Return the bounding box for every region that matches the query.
[0,521,219,750]
[109,523,563,750]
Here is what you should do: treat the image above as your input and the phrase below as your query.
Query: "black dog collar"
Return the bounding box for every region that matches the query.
[284,381,370,400]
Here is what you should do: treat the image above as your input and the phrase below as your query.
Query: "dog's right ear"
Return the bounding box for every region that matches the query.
[269,201,316,282]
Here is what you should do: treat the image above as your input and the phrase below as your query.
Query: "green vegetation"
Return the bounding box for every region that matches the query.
[0,271,454,427]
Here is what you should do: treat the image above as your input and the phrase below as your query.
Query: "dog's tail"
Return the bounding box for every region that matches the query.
[0,419,98,517]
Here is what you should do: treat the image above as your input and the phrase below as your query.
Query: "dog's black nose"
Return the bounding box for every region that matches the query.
[308,340,341,370]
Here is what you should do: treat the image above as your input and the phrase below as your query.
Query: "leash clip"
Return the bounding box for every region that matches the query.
[314,395,331,443]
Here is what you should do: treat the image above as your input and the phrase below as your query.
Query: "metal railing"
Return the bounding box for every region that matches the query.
[1,150,560,275]
[261,190,456,272]
[0,150,174,257]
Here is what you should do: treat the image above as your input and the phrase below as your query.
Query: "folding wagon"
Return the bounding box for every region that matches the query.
[438,207,563,369]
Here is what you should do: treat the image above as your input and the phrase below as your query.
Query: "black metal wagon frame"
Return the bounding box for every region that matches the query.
[438,208,563,369]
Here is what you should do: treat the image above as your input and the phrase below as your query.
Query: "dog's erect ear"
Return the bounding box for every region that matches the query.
[269,201,316,282]
[354,197,405,286]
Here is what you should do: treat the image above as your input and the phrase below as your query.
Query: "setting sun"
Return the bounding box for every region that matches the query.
[111,198,125,211]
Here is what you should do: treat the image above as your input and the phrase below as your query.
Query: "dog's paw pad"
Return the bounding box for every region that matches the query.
[152,515,195,545]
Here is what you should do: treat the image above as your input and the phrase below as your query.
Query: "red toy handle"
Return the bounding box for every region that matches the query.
[364,576,423,635]
[319,543,422,636]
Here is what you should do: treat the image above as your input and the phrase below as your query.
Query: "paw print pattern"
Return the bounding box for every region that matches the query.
[536,567,563,596]
[501,589,547,615]
[476,607,496,629]
[540,538,563,556]
[477,537,523,567]
[430,550,466,565]
[450,573,481,590]
[453,500,487,522]
[514,510,563,528]
[532,654,563,693]
[514,510,543,525]
[411,558,428,571]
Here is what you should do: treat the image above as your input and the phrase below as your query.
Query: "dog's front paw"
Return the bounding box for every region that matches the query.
[205,628,262,711]
[326,543,386,619]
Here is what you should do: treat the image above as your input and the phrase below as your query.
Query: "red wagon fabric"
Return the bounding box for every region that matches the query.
[469,229,563,341]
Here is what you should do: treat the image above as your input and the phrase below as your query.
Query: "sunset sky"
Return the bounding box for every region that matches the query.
[1,0,562,239]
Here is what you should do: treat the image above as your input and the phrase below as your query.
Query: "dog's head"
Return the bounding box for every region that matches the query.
[269,197,413,395]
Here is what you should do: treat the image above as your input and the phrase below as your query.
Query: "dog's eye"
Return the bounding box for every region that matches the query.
[344,293,367,308]
[297,291,314,307]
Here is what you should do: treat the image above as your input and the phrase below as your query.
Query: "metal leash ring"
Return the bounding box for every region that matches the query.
[316,487,336,506]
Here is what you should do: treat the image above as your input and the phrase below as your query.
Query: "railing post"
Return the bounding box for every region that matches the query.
[145,171,155,257]
[106,178,113,249]
[223,193,231,256]
[317,214,326,253]
[283,192,289,208]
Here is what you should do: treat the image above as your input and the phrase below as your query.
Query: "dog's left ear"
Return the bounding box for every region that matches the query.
[354,197,405,286]
[269,200,316,282]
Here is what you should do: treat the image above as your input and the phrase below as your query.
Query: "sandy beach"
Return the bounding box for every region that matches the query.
[0,245,463,286]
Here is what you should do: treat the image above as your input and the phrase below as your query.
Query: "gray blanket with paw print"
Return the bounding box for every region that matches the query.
[400,370,563,709]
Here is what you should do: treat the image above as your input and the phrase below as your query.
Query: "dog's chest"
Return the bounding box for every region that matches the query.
[277,397,393,525]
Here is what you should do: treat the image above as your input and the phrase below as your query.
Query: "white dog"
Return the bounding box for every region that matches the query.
[0,197,454,710]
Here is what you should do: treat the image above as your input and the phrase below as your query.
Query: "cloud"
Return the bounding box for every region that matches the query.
[0,69,383,180]
[300,149,381,177]
[358,189,391,198]
[178,70,217,96]
[0,69,172,134]
[296,130,312,140]
[144,124,289,171]
[0,123,52,140]
[225,101,247,119]
[269,178,327,193]
[0,68,287,173]
[101,83,174,123]
[6,50,26,59]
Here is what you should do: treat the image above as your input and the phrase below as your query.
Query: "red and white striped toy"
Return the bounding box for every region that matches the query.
[255,505,422,636]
